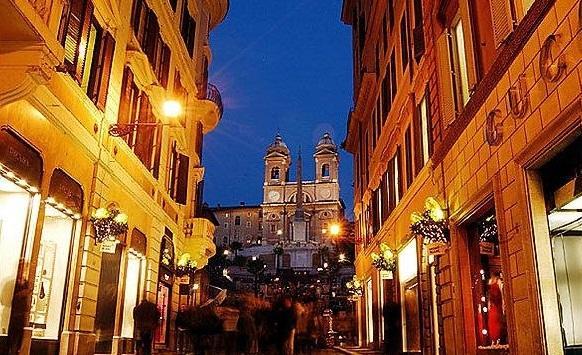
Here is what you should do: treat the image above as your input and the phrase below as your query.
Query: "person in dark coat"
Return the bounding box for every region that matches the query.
[275,297,297,355]
[133,300,160,355]
[383,301,401,355]
[8,279,30,355]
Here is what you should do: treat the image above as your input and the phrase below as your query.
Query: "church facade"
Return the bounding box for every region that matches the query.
[211,133,345,272]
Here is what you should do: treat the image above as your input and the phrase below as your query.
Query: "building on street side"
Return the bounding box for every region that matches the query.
[0,0,228,354]
[342,0,582,354]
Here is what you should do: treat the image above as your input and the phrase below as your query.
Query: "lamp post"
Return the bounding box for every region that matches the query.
[108,98,183,137]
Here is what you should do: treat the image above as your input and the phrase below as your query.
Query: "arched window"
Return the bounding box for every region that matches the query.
[322,163,330,177]
[271,167,280,180]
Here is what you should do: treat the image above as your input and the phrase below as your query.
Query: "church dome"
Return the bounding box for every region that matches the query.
[266,133,290,155]
[315,132,337,153]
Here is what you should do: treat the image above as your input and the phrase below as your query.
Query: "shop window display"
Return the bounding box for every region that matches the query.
[398,239,420,352]
[470,213,508,349]
[121,252,145,338]
[0,176,40,336]
[29,205,76,339]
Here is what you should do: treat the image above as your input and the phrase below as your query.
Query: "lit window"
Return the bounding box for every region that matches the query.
[451,18,470,110]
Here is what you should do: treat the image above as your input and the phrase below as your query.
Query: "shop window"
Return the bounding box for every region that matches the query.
[365,278,375,345]
[468,213,508,349]
[156,235,174,346]
[30,170,83,342]
[450,17,470,112]
[399,239,420,352]
[271,167,280,180]
[121,229,146,340]
[0,175,41,337]
[322,164,330,178]
[541,136,582,350]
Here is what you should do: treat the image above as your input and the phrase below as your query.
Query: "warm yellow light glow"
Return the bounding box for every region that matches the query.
[223,249,230,255]
[162,100,182,118]
[425,197,445,221]
[276,229,283,236]
[338,253,346,262]
[192,283,200,290]
[329,223,341,236]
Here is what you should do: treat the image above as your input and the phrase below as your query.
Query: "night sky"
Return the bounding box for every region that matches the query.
[203,0,354,216]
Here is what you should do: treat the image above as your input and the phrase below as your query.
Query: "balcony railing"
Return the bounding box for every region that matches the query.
[205,83,223,118]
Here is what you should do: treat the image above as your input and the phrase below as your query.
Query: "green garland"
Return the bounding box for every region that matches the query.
[90,207,128,243]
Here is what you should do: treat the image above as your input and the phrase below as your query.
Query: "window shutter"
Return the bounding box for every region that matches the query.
[490,0,513,48]
[436,33,455,126]
[93,32,115,110]
[151,125,162,179]
[396,147,403,199]
[134,95,154,168]
[118,68,134,124]
[176,153,190,205]
[195,121,204,159]
[62,0,85,71]
[144,9,158,60]
[73,1,94,83]
[160,44,171,88]
[413,102,423,175]
[381,174,389,222]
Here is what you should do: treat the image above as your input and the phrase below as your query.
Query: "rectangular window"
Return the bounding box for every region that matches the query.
[180,9,197,57]
[270,224,276,233]
[118,69,161,174]
[86,26,115,110]
[412,0,425,62]
[381,76,389,124]
[235,216,241,226]
[405,127,413,188]
[387,0,394,31]
[165,146,190,204]
[395,148,402,204]
[399,239,421,352]
[381,173,389,223]
[59,0,94,83]
[400,9,409,72]
[390,52,397,101]
[420,93,431,164]
[451,18,470,111]
[376,98,382,142]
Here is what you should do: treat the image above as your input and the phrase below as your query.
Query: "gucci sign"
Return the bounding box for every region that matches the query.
[539,34,566,83]
[485,109,503,146]
[507,75,528,119]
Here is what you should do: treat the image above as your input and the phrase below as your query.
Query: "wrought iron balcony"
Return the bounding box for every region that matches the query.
[205,83,224,119]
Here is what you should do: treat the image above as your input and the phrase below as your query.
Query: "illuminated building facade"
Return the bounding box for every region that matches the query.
[0,0,227,353]
[343,0,582,354]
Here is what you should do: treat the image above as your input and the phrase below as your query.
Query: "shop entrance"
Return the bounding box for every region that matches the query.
[538,135,582,354]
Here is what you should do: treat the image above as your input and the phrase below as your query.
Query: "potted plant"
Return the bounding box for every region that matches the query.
[370,243,396,278]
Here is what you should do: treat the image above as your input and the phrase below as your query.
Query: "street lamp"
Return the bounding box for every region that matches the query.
[329,223,341,236]
[108,98,184,137]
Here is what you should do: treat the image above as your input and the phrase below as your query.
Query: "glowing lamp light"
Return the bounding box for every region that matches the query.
[223,249,230,255]
[276,229,283,236]
[162,99,182,118]
[482,329,488,335]
[338,253,346,262]
[192,283,200,290]
[329,223,341,236]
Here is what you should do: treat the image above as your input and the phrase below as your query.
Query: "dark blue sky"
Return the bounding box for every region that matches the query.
[203,0,353,215]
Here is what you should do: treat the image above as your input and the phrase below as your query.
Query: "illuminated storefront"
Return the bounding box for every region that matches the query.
[0,128,43,352]
[155,230,175,347]
[119,228,147,353]
[30,169,83,353]
[398,239,420,353]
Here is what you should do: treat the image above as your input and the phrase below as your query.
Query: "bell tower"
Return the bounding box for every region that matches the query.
[263,134,290,204]
[314,132,339,182]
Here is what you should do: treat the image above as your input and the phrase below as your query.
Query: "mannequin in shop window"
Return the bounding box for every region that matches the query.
[487,271,505,345]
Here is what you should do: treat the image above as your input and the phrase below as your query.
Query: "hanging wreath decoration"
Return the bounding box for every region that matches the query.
[346,275,363,300]
[410,197,449,255]
[176,253,198,276]
[90,207,128,243]
[370,243,396,272]
[478,214,498,255]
